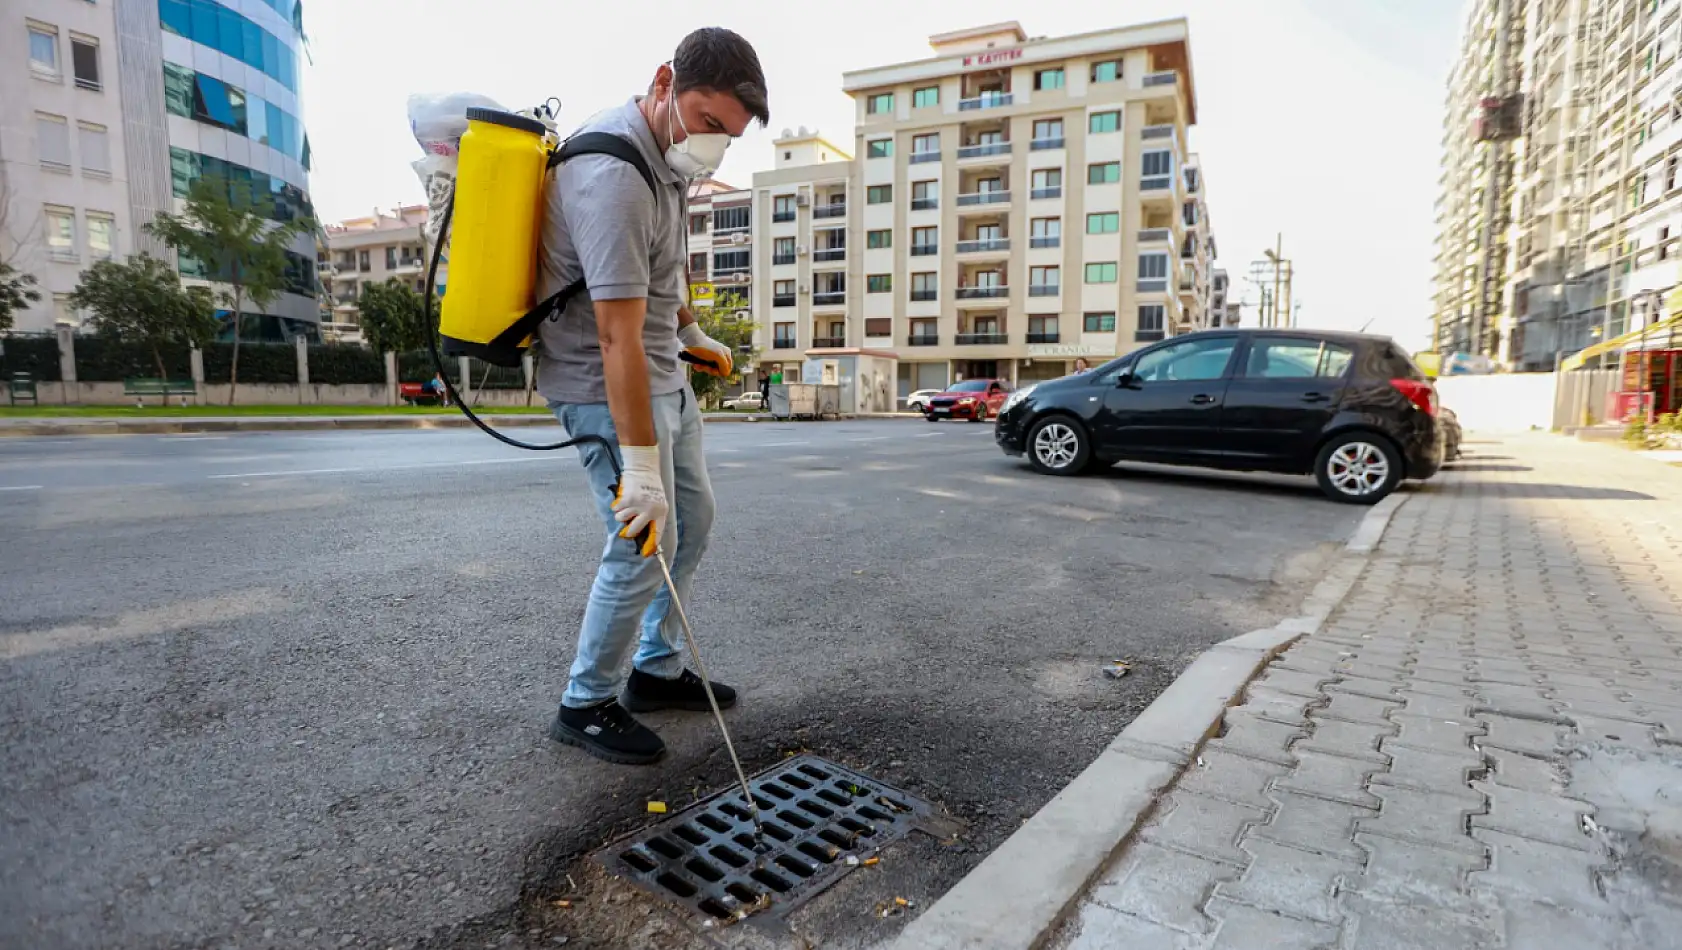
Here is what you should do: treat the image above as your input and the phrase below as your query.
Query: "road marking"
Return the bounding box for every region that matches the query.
[0,485,43,492]
[710,447,740,453]
[849,436,890,443]
[207,456,550,479]
[918,488,963,499]
[160,435,228,441]
[913,432,944,438]
[761,440,810,447]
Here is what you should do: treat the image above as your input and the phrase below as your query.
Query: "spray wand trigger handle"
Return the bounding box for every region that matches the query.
[609,479,658,557]
[679,351,723,374]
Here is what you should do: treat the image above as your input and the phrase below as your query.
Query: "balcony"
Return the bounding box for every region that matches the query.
[1144,70,1178,87]
[773,210,796,223]
[911,197,939,211]
[1028,284,1060,297]
[1138,228,1173,245]
[813,204,847,219]
[773,293,796,307]
[907,334,939,346]
[1141,124,1176,140]
[1030,186,1062,200]
[910,243,939,256]
[814,248,846,262]
[957,191,1011,207]
[1030,137,1065,151]
[910,150,941,165]
[813,291,846,306]
[956,286,1008,300]
[957,332,1008,345]
[773,338,798,350]
[1026,332,1060,344]
[910,289,938,302]
[958,92,1014,111]
[812,336,846,348]
[956,238,1010,254]
[1030,235,1061,249]
[958,141,1012,160]
[773,253,796,265]
[1137,279,1169,294]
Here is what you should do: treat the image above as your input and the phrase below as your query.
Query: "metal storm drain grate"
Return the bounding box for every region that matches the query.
[594,754,944,924]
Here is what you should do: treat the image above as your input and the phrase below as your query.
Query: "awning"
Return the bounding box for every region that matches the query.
[1561,314,1682,371]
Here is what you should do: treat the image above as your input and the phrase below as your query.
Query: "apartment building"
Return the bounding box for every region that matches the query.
[320,205,437,344]
[1432,0,1682,370]
[1180,153,1219,330]
[4,0,315,338]
[684,177,754,313]
[813,19,1208,400]
[750,128,854,381]
[1210,268,1235,327]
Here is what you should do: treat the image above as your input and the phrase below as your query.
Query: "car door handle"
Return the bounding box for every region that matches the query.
[1190,394,1218,405]
[1300,392,1329,403]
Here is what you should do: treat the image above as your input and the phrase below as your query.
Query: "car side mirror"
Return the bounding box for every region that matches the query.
[1115,370,1140,389]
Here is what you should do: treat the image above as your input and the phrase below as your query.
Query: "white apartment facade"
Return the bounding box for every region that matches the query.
[4,0,315,339]
[320,204,437,344]
[1432,0,1682,370]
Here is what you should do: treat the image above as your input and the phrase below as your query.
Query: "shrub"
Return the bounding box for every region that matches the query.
[73,335,195,381]
[202,342,297,384]
[308,345,386,385]
[1,334,64,382]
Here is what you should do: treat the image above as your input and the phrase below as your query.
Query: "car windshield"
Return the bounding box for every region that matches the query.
[949,380,991,392]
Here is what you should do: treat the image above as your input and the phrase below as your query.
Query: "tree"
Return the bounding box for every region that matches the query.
[145,177,308,404]
[688,289,756,408]
[69,254,216,404]
[358,279,430,353]
[0,262,40,334]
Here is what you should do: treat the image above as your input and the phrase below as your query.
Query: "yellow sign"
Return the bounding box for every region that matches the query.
[690,282,715,305]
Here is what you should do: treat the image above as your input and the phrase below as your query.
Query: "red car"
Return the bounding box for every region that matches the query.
[925,378,1013,422]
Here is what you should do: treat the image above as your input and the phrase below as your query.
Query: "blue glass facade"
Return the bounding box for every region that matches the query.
[159,0,301,93]
[163,61,309,167]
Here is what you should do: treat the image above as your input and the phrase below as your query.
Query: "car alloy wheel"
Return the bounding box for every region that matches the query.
[1326,441,1389,497]
[1031,421,1082,471]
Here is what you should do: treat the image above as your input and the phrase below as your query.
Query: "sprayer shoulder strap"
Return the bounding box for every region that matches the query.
[491,134,660,354]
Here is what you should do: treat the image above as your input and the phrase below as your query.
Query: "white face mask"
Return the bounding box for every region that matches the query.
[664,73,731,178]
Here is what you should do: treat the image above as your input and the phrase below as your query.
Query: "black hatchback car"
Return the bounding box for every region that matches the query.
[995,329,1443,504]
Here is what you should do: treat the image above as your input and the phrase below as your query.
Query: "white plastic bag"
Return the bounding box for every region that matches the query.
[407,91,507,264]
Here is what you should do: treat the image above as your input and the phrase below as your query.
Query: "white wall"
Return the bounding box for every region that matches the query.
[1435,373,1560,433]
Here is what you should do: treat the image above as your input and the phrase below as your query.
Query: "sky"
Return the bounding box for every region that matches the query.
[303,0,1466,350]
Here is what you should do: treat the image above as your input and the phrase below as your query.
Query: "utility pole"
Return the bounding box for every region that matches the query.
[1270,234,1283,329]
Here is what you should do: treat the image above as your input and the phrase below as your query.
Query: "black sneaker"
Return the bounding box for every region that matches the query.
[622,668,738,714]
[549,699,665,765]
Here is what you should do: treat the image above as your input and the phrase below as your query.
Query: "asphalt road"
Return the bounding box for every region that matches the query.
[0,417,1363,950]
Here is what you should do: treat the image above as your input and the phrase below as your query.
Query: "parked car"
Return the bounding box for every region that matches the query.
[905,389,943,413]
[1440,406,1463,461]
[926,379,1013,422]
[994,329,1444,504]
[723,392,765,411]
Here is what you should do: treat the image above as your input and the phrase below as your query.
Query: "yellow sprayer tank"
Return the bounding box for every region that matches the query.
[440,107,549,359]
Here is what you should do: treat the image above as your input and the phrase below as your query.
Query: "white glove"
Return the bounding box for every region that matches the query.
[678,323,734,378]
[611,445,667,558]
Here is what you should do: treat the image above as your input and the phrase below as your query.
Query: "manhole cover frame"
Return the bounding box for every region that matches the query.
[592,754,946,924]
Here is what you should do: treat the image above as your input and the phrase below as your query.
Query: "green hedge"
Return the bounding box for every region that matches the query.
[308,345,385,385]
[201,343,297,384]
[394,351,528,390]
[73,336,196,381]
[0,334,63,382]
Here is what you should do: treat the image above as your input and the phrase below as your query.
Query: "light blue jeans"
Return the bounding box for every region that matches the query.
[551,386,716,708]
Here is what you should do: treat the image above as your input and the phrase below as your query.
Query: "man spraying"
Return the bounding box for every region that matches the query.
[539,28,769,765]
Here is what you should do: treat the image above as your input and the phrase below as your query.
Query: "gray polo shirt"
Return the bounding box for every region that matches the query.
[535,98,689,404]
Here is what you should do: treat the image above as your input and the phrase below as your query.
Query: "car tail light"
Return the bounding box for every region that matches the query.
[1390,378,1438,417]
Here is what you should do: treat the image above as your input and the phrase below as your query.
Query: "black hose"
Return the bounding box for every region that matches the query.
[422,188,622,480]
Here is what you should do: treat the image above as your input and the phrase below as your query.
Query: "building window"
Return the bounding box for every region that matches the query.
[53,294,80,328]
[86,213,115,260]
[35,114,71,172]
[384,246,397,270]
[358,250,370,272]
[1033,118,1063,142]
[773,236,795,263]
[1136,305,1166,341]
[868,274,892,293]
[1086,212,1120,234]
[1032,168,1062,190]
[1091,59,1122,82]
[773,195,795,220]
[911,271,938,301]
[865,317,892,337]
[1029,315,1058,335]
[1662,226,1672,261]
[45,206,77,261]
[1088,162,1120,184]
[714,205,750,232]
[1183,202,1198,226]
[158,0,299,93]
[1137,253,1169,280]
[977,176,1003,194]
[774,323,796,347]
[1029,265,1060,288]
[28,23,59,76]
[774,279,795,294]
[1035,68,1065,91]
[912,132,939,156]
[1142,150,1173,177]
[1668,156,1678,192]
[868,93,894,115]
[1089,111,1120,134]
[714,249,750,272]
[867,138,892,159]
[690,213,708,234]
[867,184,893,204]
[867,229,892,249]
[1084,312,1116,333]
[913,86,940,108]
[70,35,101,90]
[1085,262,1118,284]
[911,180,938,210]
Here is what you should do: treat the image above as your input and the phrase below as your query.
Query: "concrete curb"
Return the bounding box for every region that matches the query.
[0,411,928,437]
[885,491,1410,950]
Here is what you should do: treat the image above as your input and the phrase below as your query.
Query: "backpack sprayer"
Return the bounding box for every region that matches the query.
[409,95,766,853]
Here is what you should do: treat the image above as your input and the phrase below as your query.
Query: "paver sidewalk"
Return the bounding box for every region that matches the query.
[1058,434,1682,949]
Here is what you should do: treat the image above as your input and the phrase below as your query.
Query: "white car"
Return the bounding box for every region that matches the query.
[722,392,765,411]
[905,389,942,413]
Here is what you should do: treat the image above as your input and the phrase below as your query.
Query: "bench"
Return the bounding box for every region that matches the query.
[398,381,442,406]
[7,372,36,406]
[122,377,196,407]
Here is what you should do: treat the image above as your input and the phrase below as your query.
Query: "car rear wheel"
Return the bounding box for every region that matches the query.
[1314,434,1401,505]
[925,413,938,423]
[1027,416,1090,476]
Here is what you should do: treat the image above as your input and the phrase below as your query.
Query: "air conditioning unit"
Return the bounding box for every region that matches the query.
[734,310,751,321]
[733,271,749,283]
[797,245,809,256]
[796,193,811,206]
[798,284,810,294]
[730,232,748,245]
